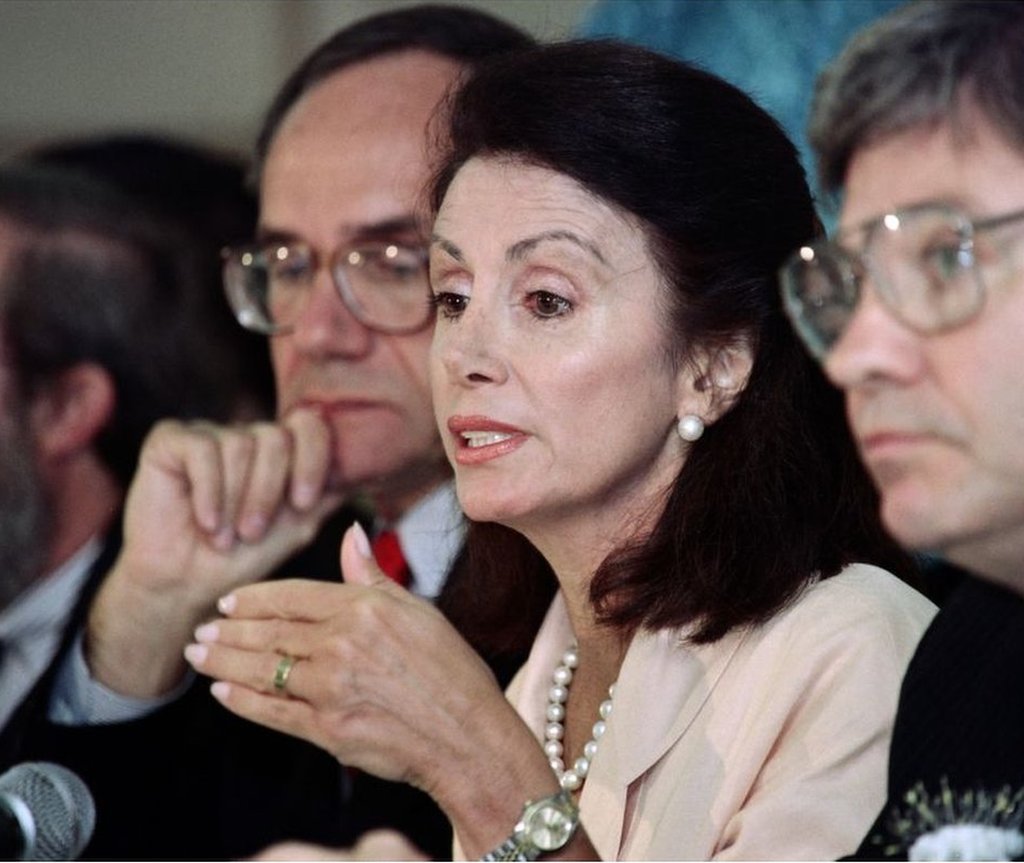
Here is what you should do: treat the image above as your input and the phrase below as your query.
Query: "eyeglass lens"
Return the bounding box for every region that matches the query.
[784,206,984,357]
[227,242,431,335]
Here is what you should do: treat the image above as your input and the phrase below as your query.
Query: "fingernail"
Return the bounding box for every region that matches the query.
[211,681,230,701]
[194,622,219,643]
[352,522,371,558]
[184,643,207,665]
[217,594,237,614]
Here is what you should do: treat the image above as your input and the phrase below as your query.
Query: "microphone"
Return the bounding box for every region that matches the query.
[0,762,95,860]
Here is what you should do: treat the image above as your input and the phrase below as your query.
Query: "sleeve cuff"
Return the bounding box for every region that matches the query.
[47,630,195,725]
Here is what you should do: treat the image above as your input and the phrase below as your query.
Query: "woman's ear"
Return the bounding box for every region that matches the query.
[676,337,754,426]
[29,362,116,460]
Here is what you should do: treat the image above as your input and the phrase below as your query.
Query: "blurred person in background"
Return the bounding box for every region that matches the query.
[28,133,276,421]
[0,161,235,751]
[779,2,1024,857]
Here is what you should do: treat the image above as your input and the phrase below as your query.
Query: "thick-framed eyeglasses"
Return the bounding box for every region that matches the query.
[222,240,433,336]
[779,202,1024,359]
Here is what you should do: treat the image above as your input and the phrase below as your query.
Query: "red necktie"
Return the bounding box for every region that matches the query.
[370,529,411,588]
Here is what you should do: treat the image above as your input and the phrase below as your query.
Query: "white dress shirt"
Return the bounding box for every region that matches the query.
[388,480,464,600]
[0,536,101,729]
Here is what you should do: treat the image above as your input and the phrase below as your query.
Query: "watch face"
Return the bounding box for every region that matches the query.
[525,800,577,851]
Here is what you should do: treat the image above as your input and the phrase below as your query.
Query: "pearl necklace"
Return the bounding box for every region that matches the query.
[542,643,616,792]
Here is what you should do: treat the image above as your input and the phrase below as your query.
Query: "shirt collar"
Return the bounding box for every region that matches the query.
[0,535,103,643]
[391,481,464,600]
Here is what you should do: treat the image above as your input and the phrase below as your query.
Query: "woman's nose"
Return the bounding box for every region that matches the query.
[434,300,507,387]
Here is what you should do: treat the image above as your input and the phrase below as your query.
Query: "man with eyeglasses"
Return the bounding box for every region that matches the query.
[780,1,1024,858]
[13,7,538,860]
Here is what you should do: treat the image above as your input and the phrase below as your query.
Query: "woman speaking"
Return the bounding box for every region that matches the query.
[186,40,934,860]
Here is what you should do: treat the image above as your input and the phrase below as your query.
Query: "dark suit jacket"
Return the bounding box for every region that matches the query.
[850,574,1024,860]
[1,509,528,860]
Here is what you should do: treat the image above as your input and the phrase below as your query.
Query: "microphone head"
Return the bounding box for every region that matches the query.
[0,762,95,860]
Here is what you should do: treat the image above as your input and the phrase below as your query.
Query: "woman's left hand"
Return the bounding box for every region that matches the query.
[182,523,515,796]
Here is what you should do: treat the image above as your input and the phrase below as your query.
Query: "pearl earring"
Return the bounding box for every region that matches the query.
[677,414,704,442]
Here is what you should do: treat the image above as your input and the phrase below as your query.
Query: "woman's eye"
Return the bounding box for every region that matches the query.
[429,291,468,320]
[527,290,572,319]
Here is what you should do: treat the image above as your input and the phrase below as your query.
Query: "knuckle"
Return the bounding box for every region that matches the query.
[267,619,291,647]
[265,693,295,721]
[144,418,185,454]
[317,627,351,663]
[223,428,257,459]
[351,591,390,630]
[287,412,326,452]
[320,673,346,706]
[151,418,183,439]
[253,422,293,456]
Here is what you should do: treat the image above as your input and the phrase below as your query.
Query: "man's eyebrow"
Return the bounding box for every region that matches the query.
[255,227,298,246]
[507,230,608,266]
[256,216,423,246]
[350,217,423,242]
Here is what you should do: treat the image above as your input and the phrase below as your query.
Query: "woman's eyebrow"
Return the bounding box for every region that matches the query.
[430,234,464,262]
[430,229,609,268]
[507,230,608,266]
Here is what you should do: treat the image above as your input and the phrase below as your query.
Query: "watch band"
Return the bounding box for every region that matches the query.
[480,790,580,862]
[480,836,532,862]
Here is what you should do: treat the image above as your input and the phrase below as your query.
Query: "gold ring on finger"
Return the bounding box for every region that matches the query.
[273,654,297,693]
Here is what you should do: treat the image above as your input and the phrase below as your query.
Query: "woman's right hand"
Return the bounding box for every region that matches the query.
[186,524,563,856]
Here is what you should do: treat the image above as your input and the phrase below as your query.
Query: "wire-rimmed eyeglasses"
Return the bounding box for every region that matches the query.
[779,202,1024,359]
[222,240,433,336]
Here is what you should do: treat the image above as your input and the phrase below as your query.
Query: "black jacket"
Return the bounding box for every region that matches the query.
[851,574,1024,860]
[2,510,527,860]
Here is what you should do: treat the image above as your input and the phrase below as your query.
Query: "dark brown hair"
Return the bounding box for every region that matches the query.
[431,40,918,647]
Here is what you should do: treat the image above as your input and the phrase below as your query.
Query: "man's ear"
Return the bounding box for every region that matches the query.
[29,363,116,460]
[677,338,754,426]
